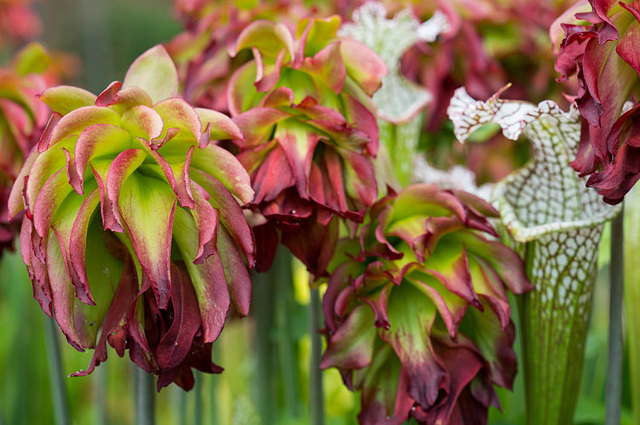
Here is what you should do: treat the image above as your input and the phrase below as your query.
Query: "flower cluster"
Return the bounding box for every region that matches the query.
[0,43,53,257]
[554,0,640,204]
[166,0,324,113]
[228,16,386,275]
[321,184,531,424]
[8,46,255,389]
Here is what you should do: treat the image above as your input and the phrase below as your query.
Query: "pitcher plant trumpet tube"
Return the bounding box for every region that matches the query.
[449,85,621,425]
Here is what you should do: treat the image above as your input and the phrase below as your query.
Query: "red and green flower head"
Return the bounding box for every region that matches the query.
[167,0,324,113]
[321,184,531,424]
[0,43,53,257]
[228,15,387,275]
[554,0,640,204]
[8,45,255,390]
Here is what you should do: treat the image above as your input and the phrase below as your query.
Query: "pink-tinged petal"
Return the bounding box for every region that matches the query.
[38,86,98,115]
[425,336,486,424]
[231,20,295,60]
[104,149,147,232]
[45,106,121,151]
[422,243,481,308]
[36,112,62,154]
[68,189,101,306]
[358,350,413,425]
[189,181,218,265]
[241,143,295,204]
[25,139,77,219]
[227,61,260,116]
[299,41,346,94]
[95,81,123,107]
[274,119,322,199]
[156,263,202,370]
[259,86,295,109]
[195,108,243,147]
[122,45,178,104]
[217,226,251,316]
[321,304,377,370]
[120,105,164,140]
[20,218,52,315]
[190,143,254,204]
[461,304,517,389]
[153,98,202,141]
[340,38,387,96]
[296,16,341,59]
[139,143,194,209]
[116,170,176,309]
[190,168,255,267]
[338,146,378,209]
[32,167,74,241]
[232,107,291,148]
[380,283,445,410]
[406,272,470,339]
[72,218,123,348]
[342,94,379,155]
[359,283,392,330]
[389,184,468,226]
[455,232,532,295]
[309,148,350,215]
[89,160,122,233]
[47,230,84,351]
[71,257,138,377]
[105,86,153,115]
[50,185,97,306]
[70,124,132,195]
[468,259,511,329]
[173,207,230,343]
[7,146,39,219]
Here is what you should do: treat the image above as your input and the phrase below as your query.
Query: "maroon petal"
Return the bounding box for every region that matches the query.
[156,263,202,370]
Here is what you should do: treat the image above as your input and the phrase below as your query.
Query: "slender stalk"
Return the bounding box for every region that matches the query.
[194,372,203,425]
[309,288,324,425]
[135,368,156,425]
[252,268,276,424]
[42,315,71,425]
[625,186,640,425]
[209,346,218,425]
[606,211,624,425]
[95,362,108,425]
[274,248,300,418]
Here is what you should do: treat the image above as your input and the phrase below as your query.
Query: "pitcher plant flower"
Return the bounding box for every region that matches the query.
[338,1,449,186]
[7,45,255,390]
[321,184,531,424]
[553,0,640,204]
[0,43,53,257]
[228,15,386,275]
[449,85,621,424]
[166,0,323,113]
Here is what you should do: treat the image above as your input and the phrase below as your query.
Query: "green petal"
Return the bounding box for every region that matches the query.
[117,171,176,309]
[38,86,97,115]
[122,45,179,105]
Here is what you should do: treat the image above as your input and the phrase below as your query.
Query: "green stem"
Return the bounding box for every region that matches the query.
[274,248,300,418]
[194,372,203,425]
[309,288,324,425]
[135,367,156,425]
[42,315,71,425]
[95,361,108,425]
[625,187,640,425]
[252,268,276,424]
[606,211,624,425]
